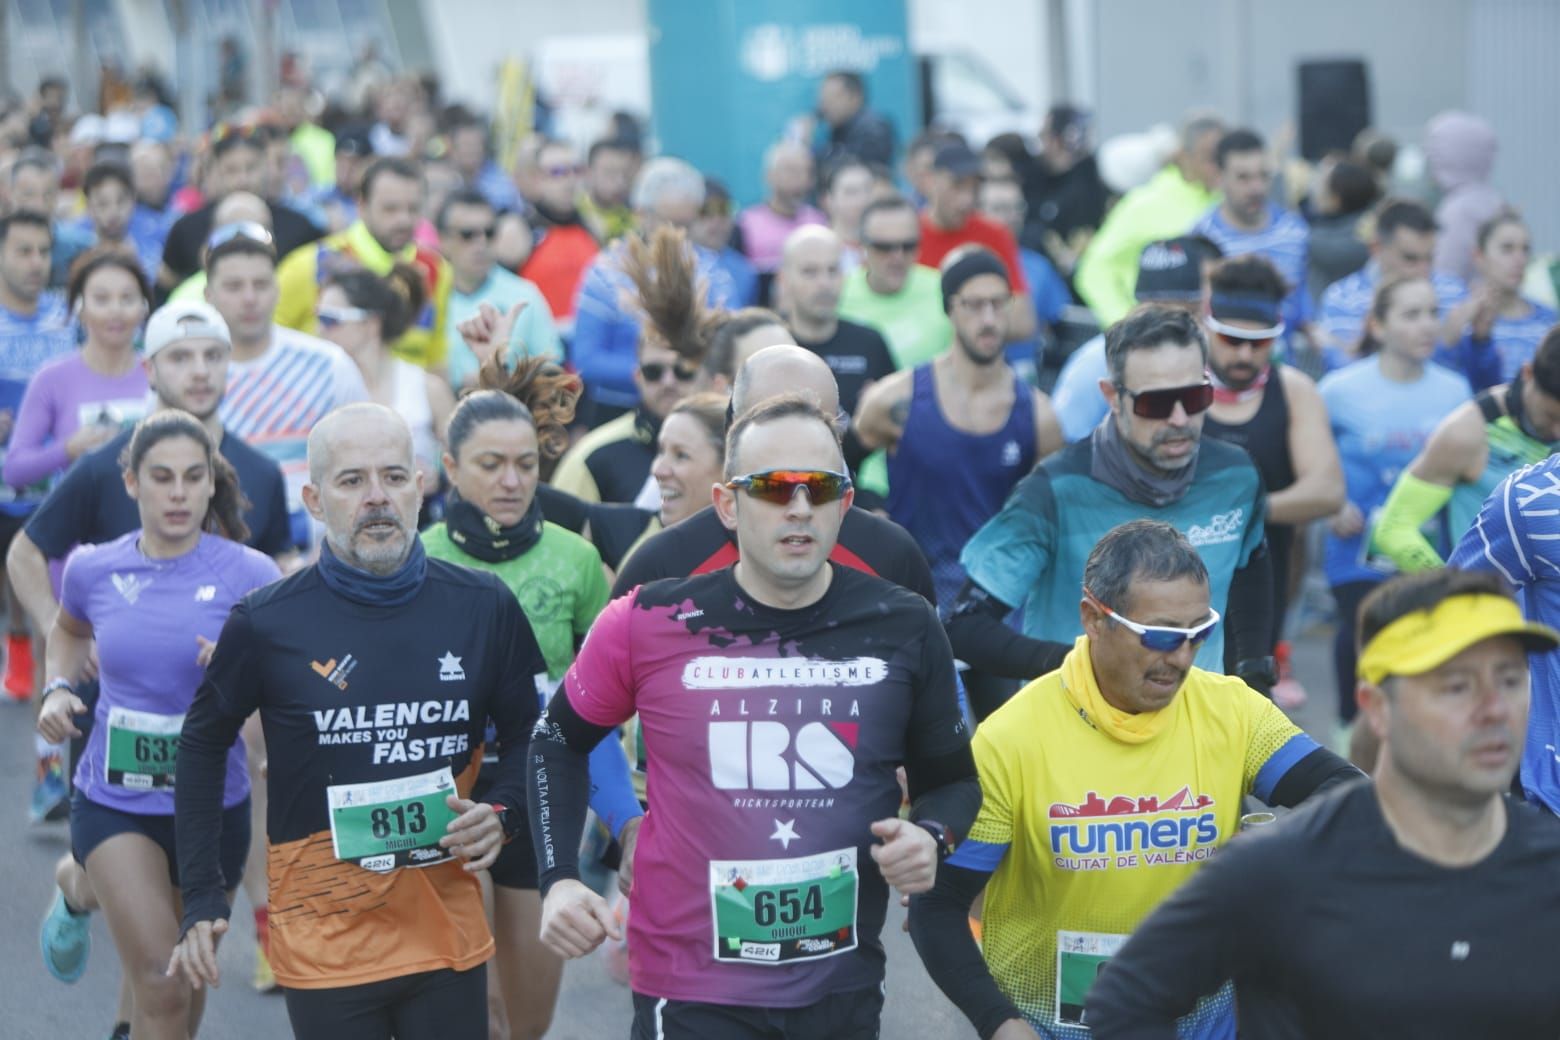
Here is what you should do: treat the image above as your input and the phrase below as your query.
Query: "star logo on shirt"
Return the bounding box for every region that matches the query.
[438,651,466,682]
[770,819,799,850]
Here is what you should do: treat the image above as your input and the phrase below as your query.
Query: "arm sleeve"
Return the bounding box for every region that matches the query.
[177,604,263,933]
[4,370,70,488]
[1085,831,1278,1038]
[946,579,1071,680]
[528,688,618,895]
[479,594,546,830]
[903,607,980,835]
[1448,467,1533,588]
[1227,542,1274,663]
[909,725,1021,1039]
[1243,694,1364,805]
[23,456,99,560]
[1372,471,1455,573]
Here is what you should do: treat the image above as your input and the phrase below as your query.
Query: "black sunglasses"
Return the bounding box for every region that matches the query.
[1120,381,1214,420]
[864,238,920,254]
[640,359,701,383]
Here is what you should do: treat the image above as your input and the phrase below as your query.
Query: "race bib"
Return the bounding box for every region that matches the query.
[709,847,858,966]
[105,707,183,789]
[1055,930,1128,1027]
[328,766,459,872]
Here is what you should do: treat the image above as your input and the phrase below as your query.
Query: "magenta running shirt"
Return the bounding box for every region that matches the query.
[563,564,967,1007]
[61,531,281,813]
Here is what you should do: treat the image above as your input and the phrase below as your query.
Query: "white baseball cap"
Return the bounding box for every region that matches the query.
[144,301,231,358]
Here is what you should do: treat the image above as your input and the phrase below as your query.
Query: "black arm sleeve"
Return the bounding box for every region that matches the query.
[1267,749,1364,809]
[1086,826,1283,1038]
[945,579,1070,680]
[1227,541,1274,664]
[904,607,981,837]
[909,863,1025,1039]
[176,605,259,935]
[482,595,546,835]
[527,688,616,896]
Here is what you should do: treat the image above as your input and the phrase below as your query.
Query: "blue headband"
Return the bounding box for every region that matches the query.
[1209,291,1282,326]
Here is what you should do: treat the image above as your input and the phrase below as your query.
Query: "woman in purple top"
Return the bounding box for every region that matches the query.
[36,411,280,1038]
[5,250,151,489]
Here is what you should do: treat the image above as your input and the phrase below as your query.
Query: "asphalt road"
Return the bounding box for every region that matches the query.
[0,628,1339,1039]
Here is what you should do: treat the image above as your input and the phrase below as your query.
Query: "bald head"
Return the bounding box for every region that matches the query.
[781,224,841,271]
[731,345,840,417]
[212,191,273,231]
[307,403,413,485]
[778,225,844,325]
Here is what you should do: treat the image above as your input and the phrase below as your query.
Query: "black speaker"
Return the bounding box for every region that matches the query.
[1297,59,1371,162]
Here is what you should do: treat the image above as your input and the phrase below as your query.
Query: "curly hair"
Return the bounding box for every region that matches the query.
[623,226,721,365]
[472,353,582,462]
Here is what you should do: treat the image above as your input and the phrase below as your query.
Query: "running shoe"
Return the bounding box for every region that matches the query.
[40,888,90,983]
[30,752,69,824]
[4,632,33,700]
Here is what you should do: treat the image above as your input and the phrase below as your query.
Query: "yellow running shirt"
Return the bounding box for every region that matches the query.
[949,637,1320,1037]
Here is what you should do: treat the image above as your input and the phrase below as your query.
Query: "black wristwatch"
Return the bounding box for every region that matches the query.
[1236,656,1278,694]
[916,819,958,860]
[487,802,521,841]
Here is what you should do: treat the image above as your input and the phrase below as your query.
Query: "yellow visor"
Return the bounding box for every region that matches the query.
[1357,593,1560,685]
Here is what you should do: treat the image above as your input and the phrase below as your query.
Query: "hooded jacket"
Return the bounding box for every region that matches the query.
[1425,111,1503,284]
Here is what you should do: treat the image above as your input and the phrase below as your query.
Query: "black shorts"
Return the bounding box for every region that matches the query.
[630,983,885,1040]
[70,791,250,889]
[0,510,25,561]
[284,965,486,1040]
[472,772,537,889]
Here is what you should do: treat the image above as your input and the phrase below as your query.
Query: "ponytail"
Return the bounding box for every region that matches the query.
[475,353,582,461]
[325,264,427,344]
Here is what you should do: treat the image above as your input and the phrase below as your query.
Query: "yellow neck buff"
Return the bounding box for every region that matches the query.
[1357,593,1557,685]
[1061,636,1176,745]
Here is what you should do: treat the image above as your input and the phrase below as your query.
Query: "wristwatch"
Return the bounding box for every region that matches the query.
[41,677,74,702]
[487,802,520,841]
[915,819,958,860]
[1236,656,1278,694]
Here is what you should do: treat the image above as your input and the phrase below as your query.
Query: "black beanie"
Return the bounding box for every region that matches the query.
[940,249,1010,312]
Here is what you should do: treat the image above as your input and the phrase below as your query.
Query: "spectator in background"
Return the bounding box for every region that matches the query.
[315,266,455,498]
[6,251,151,496]
[918,142,1036,341]
[27,77,69,150]
[167,191,272,302]
[1439,210,1556,388]
[446,113,523,214]
[73,161,165,279]
[160,125,324,298]
[274,156,454,373]
[691,178,757,307]
[9,148,94,288]
[1317,198,1468,364]
[776,225,895,420]
[580,136,640,243]
[1425,110,1503,284]
[1304,156,1377,305]
[272,84,335,191]
[1352,127,1399,193]
[1051,235,1221,442]
[517,137,599,330]
[1075,114,1223,326]
[0,211,76,700]
[979,176,1070,384]
[814,69,895,170]
[129,139,181,231]
[570,158,736,426]
[1192,129,1312,333]
[901,130,950,209]
[839,195,953,369]
[439,188,560,390]
[1028,104,1109,283]
[737,140,826,287]
[297,124,372,234]
[821,158,876,271]
[368,76,419,157]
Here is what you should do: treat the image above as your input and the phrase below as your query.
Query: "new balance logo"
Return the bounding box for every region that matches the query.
[112,573,151,604]
[194,585,216,602]
[709,721,857,790]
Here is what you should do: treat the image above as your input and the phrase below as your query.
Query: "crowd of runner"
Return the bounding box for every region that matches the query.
[4,56,1560,1040]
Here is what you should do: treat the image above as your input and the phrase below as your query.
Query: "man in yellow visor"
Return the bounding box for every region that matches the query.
[1088,567,1560,1038]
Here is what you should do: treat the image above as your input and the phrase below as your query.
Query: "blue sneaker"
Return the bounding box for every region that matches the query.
[29,753,69,824]
[41,888,90,983]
